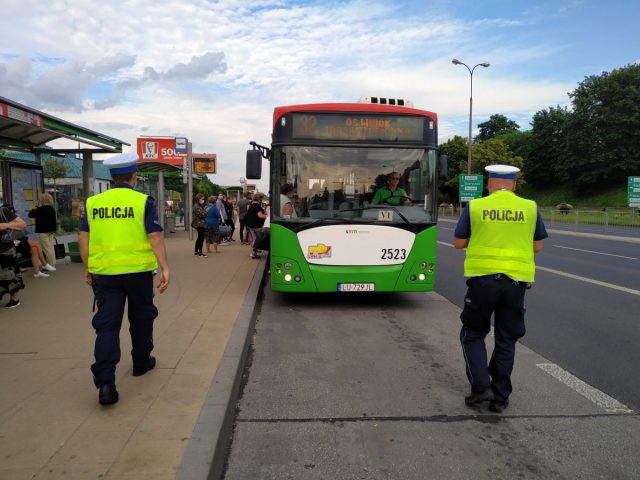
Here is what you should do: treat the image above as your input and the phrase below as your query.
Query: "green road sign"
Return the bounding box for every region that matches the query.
[459,174,484,203]
[629,176,640,207]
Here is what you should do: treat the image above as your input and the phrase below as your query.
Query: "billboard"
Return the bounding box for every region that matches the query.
[193,153,217,174]
[136,137,187,166]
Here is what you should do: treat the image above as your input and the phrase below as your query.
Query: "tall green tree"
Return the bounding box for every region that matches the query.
[438,135,468,202]
[472,138,524,182]
[560,64,640,191]
[495,130,533,164]
[475,114,520,142]
[43,157,68,212]
[524,106,570,186]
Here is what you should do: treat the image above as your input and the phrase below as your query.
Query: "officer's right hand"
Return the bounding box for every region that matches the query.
[156,269,170,293]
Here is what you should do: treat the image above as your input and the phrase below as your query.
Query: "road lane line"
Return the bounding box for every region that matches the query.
[535,266,640,296]
[437,241,640,296]
[553,244,637,260]
[537,363,633,413]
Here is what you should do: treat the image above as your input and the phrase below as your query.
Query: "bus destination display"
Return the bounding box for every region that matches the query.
[292,113,426,142]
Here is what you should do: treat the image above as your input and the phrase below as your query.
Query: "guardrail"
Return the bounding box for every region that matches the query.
[538,208,640,234]
[438,206,640,235]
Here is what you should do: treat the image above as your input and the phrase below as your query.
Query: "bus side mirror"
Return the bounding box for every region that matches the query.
[246,150,262,179]
[438,154,448,179]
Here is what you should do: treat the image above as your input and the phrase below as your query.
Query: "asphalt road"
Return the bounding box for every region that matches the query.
[436,221,640,414]
[223,257,640,479]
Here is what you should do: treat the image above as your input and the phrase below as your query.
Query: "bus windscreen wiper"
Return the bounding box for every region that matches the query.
[338,206,417,232]
[292,217,365,232]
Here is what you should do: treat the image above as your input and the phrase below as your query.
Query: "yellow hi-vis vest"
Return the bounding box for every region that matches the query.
[86,188,158,275]
[464,190,537,282]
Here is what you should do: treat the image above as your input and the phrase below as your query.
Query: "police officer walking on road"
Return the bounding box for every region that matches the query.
[453,165,548,413]
[79,153,170,406]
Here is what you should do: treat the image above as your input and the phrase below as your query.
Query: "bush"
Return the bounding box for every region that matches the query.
[60,216,80,232]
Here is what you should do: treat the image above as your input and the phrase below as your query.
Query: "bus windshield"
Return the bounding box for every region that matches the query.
[273,146,438,223]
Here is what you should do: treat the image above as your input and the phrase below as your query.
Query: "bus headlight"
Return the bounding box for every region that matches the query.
[284,263,292,270]
[284,274,292,282]
[420,262,427,269]
[418,273,426,281]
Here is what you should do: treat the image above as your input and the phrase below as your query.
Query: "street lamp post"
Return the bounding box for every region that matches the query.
[452,59,490,174]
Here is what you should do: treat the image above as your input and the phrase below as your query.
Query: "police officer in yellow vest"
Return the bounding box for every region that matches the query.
[453,165,548,413]
[79,152,170,406]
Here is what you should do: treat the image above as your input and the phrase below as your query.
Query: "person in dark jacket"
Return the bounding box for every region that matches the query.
[28,192,58,269]
[224,196,235,241]
[245,193,267,259]
[192,194,208,257]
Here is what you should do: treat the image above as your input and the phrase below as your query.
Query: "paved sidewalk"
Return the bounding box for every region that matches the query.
[0,230,260,480]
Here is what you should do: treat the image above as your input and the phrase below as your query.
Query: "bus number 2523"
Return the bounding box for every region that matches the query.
[381,248,406,260]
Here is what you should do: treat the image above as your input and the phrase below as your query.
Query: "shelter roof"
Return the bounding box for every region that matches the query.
[0,96,129,154]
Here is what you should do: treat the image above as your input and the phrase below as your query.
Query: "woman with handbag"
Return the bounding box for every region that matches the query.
[28,193,58,270]
[0,205,27,308]
[192,194,208,257]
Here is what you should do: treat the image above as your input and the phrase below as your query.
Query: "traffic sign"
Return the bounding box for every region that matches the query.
[629,176,640,207]
[459,174,484,203]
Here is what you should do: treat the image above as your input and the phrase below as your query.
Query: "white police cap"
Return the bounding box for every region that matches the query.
[485,164,520,180]
[104,152,139,174]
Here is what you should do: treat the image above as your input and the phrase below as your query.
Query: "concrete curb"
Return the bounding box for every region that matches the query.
[177,256,268,480]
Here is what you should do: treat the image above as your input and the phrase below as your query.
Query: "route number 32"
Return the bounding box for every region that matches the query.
[381,248,406,260]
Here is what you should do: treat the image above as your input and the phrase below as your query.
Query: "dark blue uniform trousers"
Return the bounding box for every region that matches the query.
[460,274,527,403]
[91,271,158,388]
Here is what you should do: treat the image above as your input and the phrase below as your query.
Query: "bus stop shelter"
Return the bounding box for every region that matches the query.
[0,95,129,201]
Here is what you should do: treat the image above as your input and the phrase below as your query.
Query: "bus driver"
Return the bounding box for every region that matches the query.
[372,172,410,205]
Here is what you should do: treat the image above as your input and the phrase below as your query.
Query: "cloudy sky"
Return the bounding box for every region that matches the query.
[1,0,639,190]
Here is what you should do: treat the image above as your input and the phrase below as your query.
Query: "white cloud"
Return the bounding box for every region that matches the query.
[0,0,606,189]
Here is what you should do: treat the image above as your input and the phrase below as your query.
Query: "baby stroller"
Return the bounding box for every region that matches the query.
[0,244,24,300]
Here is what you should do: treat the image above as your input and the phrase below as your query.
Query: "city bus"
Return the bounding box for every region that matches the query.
[246,98,447,292]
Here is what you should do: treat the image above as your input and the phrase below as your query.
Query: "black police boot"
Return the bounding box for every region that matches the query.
[99,384,119,405]
[465,389,494,406]
[489,399,509,413]
[133,356,156,377]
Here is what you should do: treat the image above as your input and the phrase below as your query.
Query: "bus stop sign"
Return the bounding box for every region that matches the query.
[629,176,640,207]
[459,174,483,203]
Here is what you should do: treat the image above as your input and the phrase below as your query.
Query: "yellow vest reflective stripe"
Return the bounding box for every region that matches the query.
[465,190,537,282]
[86,188,158,274]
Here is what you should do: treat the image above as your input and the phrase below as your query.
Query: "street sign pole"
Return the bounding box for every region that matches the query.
[188,142,194,240]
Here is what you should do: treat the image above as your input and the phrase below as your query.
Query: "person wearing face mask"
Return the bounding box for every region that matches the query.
[78,152,170,406]
[192,193,208,257]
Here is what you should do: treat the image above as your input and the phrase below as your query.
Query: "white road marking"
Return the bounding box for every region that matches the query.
[439,226,455,231]
[437,241,640,296]
[535,266,640,296]
[537,363,633,413]
[553,244,637,260]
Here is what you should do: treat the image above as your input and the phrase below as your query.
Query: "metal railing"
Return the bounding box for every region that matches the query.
[439,206,640,235]
[538,208,640,234]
